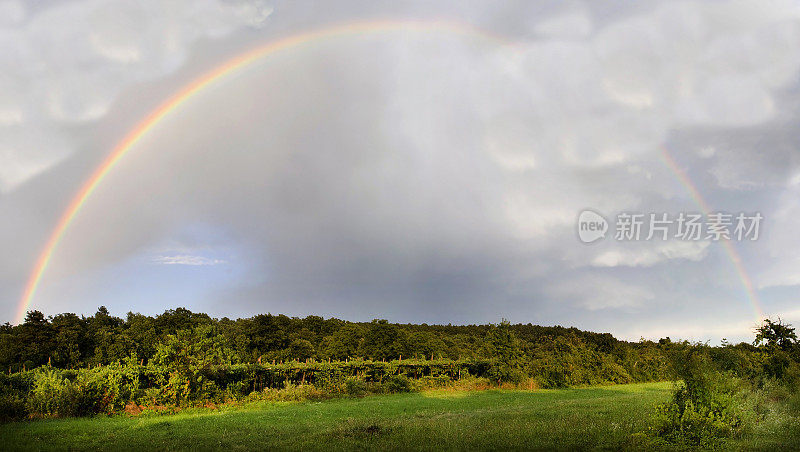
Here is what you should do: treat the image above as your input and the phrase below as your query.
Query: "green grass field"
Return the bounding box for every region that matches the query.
[0,382,797,451]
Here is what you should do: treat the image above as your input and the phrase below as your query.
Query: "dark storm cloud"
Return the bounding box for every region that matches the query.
[3,0,800,342]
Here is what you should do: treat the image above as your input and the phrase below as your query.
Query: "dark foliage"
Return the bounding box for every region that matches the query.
[0,306,681,419]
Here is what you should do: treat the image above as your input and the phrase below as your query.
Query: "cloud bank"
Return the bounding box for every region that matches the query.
[3,0,800,342]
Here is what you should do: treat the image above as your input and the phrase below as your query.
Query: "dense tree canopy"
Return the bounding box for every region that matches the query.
[1,307,674,374]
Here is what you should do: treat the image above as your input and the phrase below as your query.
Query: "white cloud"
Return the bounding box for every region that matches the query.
[619,318,758,342]
[592,241,710,268]
[698,146,716,158]
[550,275,655,311]
[0,0,271,192]
[479,0,800,251]
[152,255,227,266]
[621,306,800,343]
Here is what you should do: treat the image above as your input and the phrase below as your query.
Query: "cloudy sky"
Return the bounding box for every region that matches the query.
[2,0,800,342]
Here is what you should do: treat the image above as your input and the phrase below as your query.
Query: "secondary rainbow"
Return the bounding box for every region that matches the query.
[661,147,766,322]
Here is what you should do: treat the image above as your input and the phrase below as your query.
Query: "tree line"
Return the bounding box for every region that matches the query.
[0,306,665,378]
[0,306,678,420]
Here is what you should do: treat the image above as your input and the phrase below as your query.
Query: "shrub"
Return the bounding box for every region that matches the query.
[343,378,369,397]
[650,380,748,447]
[151,326,239,404]
[246,383,328,403]
[26,369,97,417]
[649,347,751,447]
[0,392,27,420]
[385,375,411,393]
[0,371,34,420]
[411,375,453,390]
[26,369,67,416]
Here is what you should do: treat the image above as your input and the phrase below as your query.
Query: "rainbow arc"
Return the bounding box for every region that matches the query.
[15,20,765,325]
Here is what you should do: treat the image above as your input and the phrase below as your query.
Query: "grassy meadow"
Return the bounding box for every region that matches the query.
[0,381,793,451]
[3,383,799,451]
[1,382,673,451]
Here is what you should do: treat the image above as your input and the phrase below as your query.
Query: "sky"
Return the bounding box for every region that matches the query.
[2,0,800,343]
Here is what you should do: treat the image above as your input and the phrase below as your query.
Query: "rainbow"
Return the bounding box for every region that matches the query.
[661,147,765,322]
[14,19,766,326]
[14,19,511,324]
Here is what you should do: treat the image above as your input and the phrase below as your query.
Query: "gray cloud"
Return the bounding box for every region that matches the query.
[0,0,271,193]
[3,0,800,342]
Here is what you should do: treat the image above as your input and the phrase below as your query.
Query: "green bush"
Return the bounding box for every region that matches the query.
[23,365,142,417]
[650,381,748,447]
[26,369,67,416]
[0,392,27,420]
[385,375,411,393]
[245,383,328,403]
[411,375,454,390]
[0,371,33,420]
[343,378,369,397]
[649,347,751,447]
[26,369,102,417]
